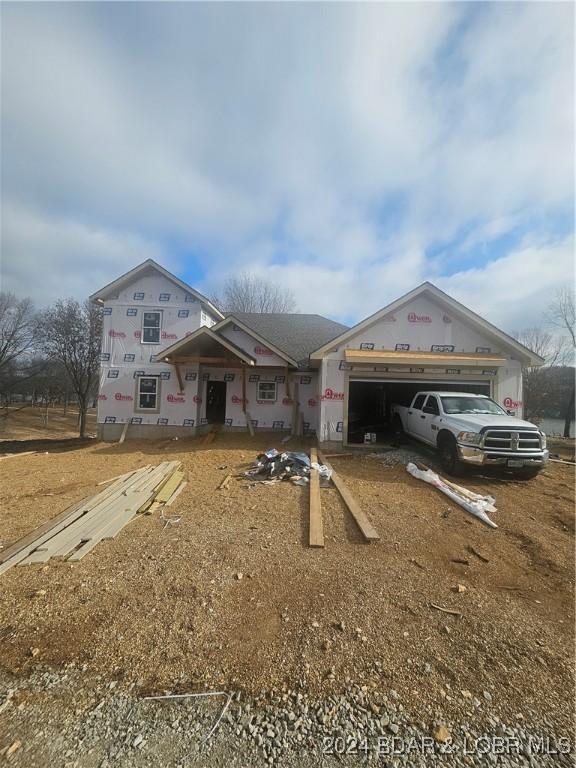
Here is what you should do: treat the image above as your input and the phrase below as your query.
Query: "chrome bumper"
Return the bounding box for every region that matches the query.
[456,444,550,466]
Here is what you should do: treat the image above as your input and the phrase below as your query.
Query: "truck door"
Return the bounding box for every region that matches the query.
[405,393,426,436]
[414,395,440,444]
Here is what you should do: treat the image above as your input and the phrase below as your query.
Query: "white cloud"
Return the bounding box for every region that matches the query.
[1,2,573,330]
[1,204,166,305]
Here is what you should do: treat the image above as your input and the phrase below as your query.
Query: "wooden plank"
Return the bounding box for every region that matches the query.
[8,465,168,568]
[245,411,255,437]
[291,382,300,436]
[309,448,324,548]
[155,471,185,503]
[318,450,380,542]
[218,474,232,490]
[165,481,187,507]
[174,363,185,393]
[322,453,357,459]
[118,422,129,444]
[97,468,145,486]
[0,468,150,570]
[0,451,37,461]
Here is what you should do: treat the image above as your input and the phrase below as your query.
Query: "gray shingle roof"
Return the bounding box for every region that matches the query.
[228,313,349,367]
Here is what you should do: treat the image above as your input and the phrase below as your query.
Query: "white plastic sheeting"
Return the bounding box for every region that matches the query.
[406,462,498,528]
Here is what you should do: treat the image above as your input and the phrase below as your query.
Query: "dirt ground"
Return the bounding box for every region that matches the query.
[0,424,574,751]
[0,404,97,442]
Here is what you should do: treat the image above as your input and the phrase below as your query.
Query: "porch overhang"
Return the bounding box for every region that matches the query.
[343,349,507,368]
[155,327,256,367]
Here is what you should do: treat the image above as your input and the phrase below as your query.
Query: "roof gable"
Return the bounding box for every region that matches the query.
[310,282,544,365]
[89,259,224,319]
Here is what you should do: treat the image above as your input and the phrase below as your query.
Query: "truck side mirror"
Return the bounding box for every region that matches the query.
[506,409,514,415]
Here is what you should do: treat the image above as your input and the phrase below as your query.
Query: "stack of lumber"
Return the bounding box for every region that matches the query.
[0,461,185,574]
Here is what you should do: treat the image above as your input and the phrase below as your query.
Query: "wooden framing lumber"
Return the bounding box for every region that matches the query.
[17,467,160,564]
[155,471,185,503]
[245,411,255,437]
[10,462,181,570]
[0,451,37,461]
[218,474,232,490]
[165,481,187,506]
[174,362,185,393]
[309,448,324,548]
[118,422,129,444]
[317,450,380,542]
[1,469,148,571]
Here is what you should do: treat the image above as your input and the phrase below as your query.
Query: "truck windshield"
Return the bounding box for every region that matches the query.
[440,396,507,415]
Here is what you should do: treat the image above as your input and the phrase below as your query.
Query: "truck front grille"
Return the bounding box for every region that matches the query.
[482,428,541,452]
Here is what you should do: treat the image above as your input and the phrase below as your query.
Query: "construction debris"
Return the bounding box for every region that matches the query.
[243,449,312,484]
[430,603,462,617]
[406,462,498,528]
[0,462,186,574]
[467,545,490,563]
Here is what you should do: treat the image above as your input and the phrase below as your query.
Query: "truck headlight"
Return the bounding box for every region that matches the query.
[457,431,482,446]
[539,431,547,449]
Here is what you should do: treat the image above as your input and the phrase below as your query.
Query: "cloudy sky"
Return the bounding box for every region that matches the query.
[1,2,574,332]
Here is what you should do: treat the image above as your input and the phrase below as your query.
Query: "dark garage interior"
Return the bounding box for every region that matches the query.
[347,379,491,445]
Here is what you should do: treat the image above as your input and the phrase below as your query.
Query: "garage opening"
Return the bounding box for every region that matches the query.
[347,379,491,445]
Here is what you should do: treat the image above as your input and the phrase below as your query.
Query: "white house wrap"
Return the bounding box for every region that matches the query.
[91,260,543,444]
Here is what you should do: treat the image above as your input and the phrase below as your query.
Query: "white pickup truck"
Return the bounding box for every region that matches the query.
[391,391,549,479]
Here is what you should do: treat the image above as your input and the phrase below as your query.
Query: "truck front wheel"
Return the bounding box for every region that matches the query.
[438,436,463,477]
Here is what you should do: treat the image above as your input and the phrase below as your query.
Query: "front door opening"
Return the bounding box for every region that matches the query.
[206,380,227,424]
[347,379,491,445]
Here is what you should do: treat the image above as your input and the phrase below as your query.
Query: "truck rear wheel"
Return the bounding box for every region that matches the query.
[438,436,463,477]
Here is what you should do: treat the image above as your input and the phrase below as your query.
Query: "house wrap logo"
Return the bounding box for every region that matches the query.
[162,331,177,340]
[254,346,273,356]
[407,312,432,324]
[114,393,133,401]
[503,397,522,409]
[443,315,452,324]
[108,329,126,338]
[167,394,185,403]
[321,388,344,401]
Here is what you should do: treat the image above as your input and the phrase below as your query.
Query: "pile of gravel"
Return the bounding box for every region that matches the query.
[2,666,572,767]
[367,447,429,467]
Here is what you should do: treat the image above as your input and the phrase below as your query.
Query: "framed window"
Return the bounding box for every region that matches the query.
[257,381,277,402]
[412,394,426,411]
[141,311,161,344]
[423,396,439,415]
[137,376,160,410]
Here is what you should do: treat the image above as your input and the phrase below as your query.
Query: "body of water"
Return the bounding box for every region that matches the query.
[538,417,574,438]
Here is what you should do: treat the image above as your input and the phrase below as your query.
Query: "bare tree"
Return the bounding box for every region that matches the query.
[0,292,36,370]
[546,287,575,437]
[512,328,569,422]
[212,272,297,313]
[38,299,102,437]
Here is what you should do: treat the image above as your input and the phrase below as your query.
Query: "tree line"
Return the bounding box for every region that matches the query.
[0,295,102,437]
[512,287,575,438]
[0,282,572,438]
